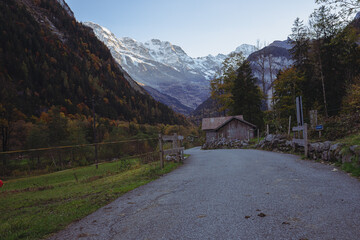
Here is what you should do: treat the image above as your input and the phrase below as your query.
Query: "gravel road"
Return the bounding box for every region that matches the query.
[49,148,360,240]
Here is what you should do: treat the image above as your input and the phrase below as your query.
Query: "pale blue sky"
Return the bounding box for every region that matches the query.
[66,0,319,57]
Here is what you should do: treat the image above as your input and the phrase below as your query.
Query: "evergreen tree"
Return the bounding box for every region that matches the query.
[315,0,360,18]
[210,52,244,115]
[231,61,264,128]
[290,18,311,69]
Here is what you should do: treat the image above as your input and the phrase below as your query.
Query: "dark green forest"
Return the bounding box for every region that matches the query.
[0,0,188,152]
[209,3,360,139]
[271,4,360,138]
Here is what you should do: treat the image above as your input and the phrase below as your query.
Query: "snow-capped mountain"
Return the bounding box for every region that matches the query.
[84,22,257,111]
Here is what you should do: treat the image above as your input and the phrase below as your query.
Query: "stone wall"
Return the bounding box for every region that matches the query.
[202,138,250,150]
[201,134,359,166]
[257,134,360,164]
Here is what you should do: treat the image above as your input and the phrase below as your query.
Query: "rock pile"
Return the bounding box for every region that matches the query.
[257,134,359,163]
[202,138,250,150]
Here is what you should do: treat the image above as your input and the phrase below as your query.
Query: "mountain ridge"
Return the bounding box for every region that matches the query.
[0,0,187,125]
[84,22,258,113]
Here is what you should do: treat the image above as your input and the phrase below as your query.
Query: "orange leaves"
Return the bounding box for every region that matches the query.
[49,57,57,64]
[39,112,50,123]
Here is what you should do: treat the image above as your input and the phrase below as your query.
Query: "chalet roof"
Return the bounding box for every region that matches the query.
[201,116,236,131]
[201,115,256,131]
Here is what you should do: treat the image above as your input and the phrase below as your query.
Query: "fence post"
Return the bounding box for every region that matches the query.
[159,133,164,168]
[288,116,291,136]
[173,133,180,162]
[304,123,308,158]
[92,96,98,169]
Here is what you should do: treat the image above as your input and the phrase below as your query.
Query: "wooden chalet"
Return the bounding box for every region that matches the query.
[201,115,256,142]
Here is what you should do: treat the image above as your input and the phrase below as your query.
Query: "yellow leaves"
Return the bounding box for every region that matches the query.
[89,53,101,71]
[210,53,245,114]
[65,99,72,105]
[115,96,123,105]
[50,57,57,64]
[210,75,235,113]
[342,76,360,113]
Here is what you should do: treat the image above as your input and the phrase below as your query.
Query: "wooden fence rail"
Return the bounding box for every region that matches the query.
[292,123,308,157]
[159,133,184,168]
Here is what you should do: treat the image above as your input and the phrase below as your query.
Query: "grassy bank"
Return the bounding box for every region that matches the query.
[0,159,180,240]
[338,133,360,177]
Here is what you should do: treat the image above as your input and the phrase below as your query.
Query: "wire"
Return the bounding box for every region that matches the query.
[0,137,158,155]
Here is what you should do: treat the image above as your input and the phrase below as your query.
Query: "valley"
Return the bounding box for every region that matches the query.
[85,22,261,113]
[1,0,360,240]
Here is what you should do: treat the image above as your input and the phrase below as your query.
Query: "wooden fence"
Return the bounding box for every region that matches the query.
[159,133,184,168]
[292,123,308,157]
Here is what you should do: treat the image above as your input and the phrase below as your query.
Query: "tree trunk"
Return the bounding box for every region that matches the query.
[318,56,328,118]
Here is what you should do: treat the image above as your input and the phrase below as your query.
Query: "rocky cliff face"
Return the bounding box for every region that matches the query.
[85,22,294,114]
[248,39,294,109]
[83,22,257,112]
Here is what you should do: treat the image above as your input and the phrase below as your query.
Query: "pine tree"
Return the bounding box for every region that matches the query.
[210,52,244,115]
[231,61,264,128]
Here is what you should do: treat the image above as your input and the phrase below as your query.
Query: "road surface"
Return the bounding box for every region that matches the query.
[49,148,360,240]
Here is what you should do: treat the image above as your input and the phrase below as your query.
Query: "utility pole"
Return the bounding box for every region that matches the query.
[92,96,98,169]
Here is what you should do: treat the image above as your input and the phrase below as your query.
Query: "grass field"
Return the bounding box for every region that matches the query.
[0,158,180,240]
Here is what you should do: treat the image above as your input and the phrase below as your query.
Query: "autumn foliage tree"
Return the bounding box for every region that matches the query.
[210,52,245,115]
[272,67,304,130]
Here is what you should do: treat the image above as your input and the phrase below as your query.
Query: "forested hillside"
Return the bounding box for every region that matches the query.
[0,0,187,123]
[270,5,360,137]
[205,3,360,138]
[0,0,187,152]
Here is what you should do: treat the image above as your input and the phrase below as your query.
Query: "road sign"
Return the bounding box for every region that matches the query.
[316,125,323,131]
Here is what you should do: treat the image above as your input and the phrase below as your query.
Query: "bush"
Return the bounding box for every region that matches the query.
[323,112,360,140]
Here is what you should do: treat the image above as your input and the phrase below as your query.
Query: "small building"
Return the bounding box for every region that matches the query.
[201,115,257,142]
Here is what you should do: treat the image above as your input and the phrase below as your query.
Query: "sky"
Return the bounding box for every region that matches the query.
[66,0,319,58]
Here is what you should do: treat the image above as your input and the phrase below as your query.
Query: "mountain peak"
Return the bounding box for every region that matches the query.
[85,22,259,111]
[268,38,293,50]
[233,44,258,58]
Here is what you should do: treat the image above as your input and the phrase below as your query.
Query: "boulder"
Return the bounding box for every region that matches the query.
[322,151,330,161]
[342,154,353,163]
[349,145,360,155]
[265,134,275,142]
[323,141,332,151]
[330,143,342,152]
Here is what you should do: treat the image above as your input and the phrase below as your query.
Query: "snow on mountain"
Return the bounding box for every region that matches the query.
[355,12,360,20]
[233,44,259,56]
[85,22,265,112]
[84,22,258,111]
